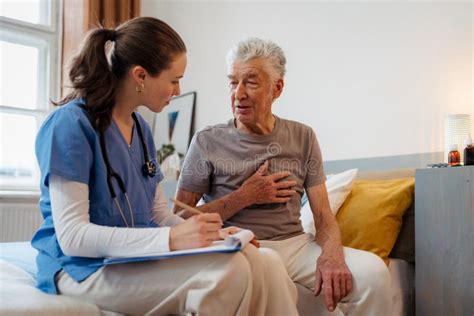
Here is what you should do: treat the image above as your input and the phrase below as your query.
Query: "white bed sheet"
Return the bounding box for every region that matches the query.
[0,259,102,316]
[388,258,415,316]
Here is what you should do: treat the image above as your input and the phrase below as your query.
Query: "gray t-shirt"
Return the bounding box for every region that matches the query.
[178,116,326,240]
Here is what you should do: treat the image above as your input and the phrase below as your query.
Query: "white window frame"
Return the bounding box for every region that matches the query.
[0,0,62,194]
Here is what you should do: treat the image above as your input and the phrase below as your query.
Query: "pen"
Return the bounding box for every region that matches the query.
[171,198,226,230]
[170,198,203,215]
[171,198,260,248]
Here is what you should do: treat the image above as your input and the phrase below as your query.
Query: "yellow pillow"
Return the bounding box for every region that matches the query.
[336,178,414,265]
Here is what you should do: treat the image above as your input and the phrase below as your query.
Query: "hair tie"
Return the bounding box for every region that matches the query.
[105,30,116,68]
[109,29,116,42]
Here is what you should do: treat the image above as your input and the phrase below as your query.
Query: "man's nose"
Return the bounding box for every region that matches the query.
[234,82,246,100]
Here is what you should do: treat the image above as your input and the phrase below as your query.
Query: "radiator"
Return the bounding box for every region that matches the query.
[0,201,42,242]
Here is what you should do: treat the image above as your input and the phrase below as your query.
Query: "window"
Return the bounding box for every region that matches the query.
[0,0,61,191]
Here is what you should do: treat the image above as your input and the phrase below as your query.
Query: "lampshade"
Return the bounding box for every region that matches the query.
[444,114,471,163]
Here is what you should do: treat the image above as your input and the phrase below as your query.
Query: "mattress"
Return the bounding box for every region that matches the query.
[0,242,102,316]
[0,242,415,316]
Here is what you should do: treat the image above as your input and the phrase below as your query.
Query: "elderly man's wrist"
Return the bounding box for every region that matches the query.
[234,187,254,208]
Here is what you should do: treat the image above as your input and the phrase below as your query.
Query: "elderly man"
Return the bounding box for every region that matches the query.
[174,38,391,315]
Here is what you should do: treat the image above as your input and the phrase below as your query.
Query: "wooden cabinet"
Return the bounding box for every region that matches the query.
[415,166,473,316]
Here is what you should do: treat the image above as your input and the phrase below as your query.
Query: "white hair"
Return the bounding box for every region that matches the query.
[226,38,286,81]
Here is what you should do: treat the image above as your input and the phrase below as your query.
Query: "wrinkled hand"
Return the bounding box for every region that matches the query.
[218,226,260,248]
[169,213,222,250]
[314,253,353,312]
[240,161,297,205]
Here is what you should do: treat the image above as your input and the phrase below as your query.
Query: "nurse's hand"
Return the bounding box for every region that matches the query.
[169,213,223,250]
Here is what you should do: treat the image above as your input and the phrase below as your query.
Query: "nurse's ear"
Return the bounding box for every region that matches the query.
[130,66,147,91]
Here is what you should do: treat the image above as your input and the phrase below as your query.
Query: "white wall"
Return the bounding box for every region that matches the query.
[141,0,473,161]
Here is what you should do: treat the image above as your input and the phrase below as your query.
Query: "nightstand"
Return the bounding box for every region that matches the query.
[415,166,473,315]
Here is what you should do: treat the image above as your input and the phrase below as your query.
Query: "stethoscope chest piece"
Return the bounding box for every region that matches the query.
[143,160,157,177]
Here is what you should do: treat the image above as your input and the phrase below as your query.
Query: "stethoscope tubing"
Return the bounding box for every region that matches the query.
[99,112,156,228]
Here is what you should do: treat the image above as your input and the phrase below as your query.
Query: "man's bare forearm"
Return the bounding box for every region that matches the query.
[174,188,254,221]
[198,188,255,220]
[307,183,344,259]
[314,209,344,258]
[174,162,297,220]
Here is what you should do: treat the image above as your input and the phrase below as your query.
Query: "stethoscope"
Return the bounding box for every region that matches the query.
[99,112,158,227]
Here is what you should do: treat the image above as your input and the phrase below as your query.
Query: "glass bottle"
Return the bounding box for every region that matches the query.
[464,134,474,166]
[448,144,461,166]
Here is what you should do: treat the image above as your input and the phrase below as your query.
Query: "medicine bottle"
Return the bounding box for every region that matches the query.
[464,134,474,166]
[448,144,461,166]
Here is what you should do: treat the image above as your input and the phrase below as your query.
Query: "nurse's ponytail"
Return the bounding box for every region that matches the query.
[55,17,186,132]
[57,28,116,131]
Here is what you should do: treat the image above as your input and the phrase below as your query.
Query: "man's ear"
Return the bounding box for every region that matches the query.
[273,79,284,99]
[131,65,147,84]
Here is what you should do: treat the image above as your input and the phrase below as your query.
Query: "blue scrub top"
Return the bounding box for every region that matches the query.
[32,99,164,294]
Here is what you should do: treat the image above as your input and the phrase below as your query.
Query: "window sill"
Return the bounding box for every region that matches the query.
[0,190,40,203]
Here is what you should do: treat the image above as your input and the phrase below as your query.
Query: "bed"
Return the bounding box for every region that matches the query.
[0,168,416,315]
[0,241,414,315]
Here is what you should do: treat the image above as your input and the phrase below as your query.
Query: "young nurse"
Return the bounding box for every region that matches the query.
[32,17,297,315]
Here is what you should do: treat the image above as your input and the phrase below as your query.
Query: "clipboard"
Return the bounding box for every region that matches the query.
[93,229,255,266]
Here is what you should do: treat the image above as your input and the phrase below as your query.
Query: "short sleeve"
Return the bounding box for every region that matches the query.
[304,129,326,188]
[36,105,95,186]
[177,131,213,193]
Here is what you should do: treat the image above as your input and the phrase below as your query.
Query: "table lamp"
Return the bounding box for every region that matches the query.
[444,114,471,163]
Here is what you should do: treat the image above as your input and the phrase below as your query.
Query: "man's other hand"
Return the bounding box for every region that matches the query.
[313,253,353,312]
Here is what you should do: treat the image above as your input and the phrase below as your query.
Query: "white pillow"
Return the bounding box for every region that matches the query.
[300,169,358,235]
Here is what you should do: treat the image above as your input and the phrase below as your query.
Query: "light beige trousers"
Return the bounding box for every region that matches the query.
[56,245,298,315]
[260,233,392,316]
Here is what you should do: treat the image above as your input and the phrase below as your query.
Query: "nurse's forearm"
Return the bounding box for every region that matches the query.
[150,184,184,226]
[50,175,172,258]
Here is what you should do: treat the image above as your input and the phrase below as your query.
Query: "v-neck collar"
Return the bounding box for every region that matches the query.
[111,119,136,150]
